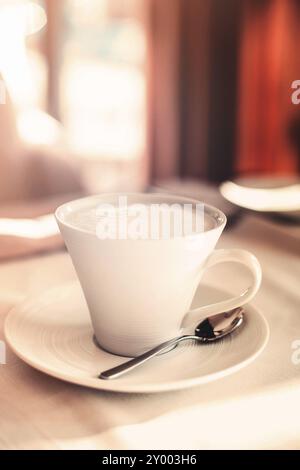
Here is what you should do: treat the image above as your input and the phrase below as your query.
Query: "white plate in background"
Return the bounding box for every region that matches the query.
[220,176,300,215]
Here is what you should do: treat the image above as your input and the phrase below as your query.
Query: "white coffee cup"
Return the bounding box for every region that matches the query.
[56,193,262,357]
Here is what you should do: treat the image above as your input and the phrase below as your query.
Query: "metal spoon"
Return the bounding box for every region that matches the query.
[99,307,244,380]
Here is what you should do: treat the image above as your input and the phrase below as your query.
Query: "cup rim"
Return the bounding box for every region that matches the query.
[55,192,227,239]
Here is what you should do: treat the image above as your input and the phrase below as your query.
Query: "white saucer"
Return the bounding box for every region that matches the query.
[4,282,269,393]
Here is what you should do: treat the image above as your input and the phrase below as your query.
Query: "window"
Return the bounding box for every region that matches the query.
[60,0,147,163]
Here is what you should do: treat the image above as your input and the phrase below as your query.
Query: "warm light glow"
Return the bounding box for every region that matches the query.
[0,214,59,239]
[17,108,62,146]
[0,1,47,108]
[61,61,145,160]
[61,6,146,161]
[56,385,300,450]
[0,1,47,36]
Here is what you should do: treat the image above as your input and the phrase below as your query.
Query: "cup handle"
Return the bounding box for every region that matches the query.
[182,249,262,329]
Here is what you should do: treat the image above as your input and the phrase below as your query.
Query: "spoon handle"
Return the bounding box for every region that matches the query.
[99,335,195,380]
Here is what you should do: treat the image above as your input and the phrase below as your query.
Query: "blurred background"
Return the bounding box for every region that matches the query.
[0,0,300,257]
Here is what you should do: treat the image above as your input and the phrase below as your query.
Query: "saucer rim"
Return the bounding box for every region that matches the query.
[4,283,270,394]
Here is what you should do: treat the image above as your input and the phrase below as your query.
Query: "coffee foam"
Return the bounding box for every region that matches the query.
[65,202,216,239]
